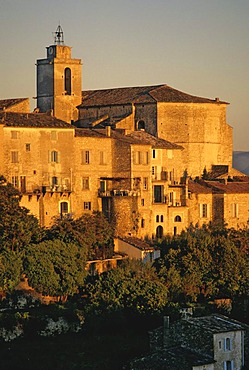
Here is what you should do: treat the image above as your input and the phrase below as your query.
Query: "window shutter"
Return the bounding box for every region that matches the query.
[48,150,51,163]
[57,151,61,163]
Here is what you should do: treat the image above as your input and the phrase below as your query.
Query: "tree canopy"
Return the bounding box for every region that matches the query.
[0,178,42,251]
[23,239,86,298]
[156,224,249,302]
[84,260,168,315]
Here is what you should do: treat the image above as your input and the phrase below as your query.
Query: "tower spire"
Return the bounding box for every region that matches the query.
[53,24,64,45]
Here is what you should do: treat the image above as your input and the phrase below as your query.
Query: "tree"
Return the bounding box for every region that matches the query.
[23,239,86,299]
[47,211,114,260]
[0,177,42,251]
[0,249,22,292]
[156,223,249,302]
[84,260,168,315]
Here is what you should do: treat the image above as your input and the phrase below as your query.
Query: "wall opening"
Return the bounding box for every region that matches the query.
[65,68,71,95]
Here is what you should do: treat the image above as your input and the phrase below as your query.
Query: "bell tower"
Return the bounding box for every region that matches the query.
[36,25,82,123]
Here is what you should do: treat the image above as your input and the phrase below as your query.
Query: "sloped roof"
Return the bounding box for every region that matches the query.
[186,314,245,333]
[188,180,213,194]
[79,84,228,107]
[118,236,154,251]
[75,127,182,149]
[127,131,183,150]
[206,180,249,194]
[130,346,215,369]
[0,112,72,128]
[0,98,28,110]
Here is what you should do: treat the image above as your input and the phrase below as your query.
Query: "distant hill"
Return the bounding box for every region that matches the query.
[233,151,249,175]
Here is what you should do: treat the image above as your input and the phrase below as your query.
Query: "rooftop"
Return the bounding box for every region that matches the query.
[79,84,228,107]
[0,112,72,128]
[186,314,245,334]
[117,236,154,251]
[0,98,28,111]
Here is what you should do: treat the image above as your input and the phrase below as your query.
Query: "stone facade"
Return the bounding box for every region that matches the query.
[37,44,82,123]
[0,33,247,241]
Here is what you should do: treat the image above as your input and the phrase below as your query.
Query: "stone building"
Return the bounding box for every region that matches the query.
[0,26,247,240]
[130,314,247,369]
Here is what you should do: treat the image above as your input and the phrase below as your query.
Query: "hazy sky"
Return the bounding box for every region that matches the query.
[0,0,248,150]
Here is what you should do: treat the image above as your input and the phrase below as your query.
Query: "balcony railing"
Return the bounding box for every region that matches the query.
[98,189,140,197]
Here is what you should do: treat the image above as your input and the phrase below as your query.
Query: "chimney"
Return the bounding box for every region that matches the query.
[106,125,111,137]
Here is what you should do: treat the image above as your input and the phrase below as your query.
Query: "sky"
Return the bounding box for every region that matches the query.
[0,0,248,150]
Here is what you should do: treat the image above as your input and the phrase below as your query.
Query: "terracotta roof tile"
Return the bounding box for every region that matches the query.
[206,181,249,194]
[127,131,183,150]
[79,84,228,107]
[0,112,72,128]
[0,98,28,110]
[118,236,154,251]
[188,180,213,194]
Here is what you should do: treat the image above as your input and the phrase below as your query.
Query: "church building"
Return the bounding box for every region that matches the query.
[0,26,248,240]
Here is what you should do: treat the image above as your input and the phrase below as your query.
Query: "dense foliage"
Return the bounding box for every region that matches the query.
[0,177,42,251]
[23,240,86,297]
[84,260,168,315]
[155,223,249,302]
[47,211,114,260]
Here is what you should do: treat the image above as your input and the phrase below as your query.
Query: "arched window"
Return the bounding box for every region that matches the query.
[137,120,145,130]
[174,215,182,222]
[64,68,71,95]
[156,225,163,238]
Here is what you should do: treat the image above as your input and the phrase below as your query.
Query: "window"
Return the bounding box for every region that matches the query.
[60,201,69,215]
[141,198,145,206]
[200,204,208,218]
[156,215,164,223]
[224,337,232,351]
[156,225,163,238]
[100,151,106,165]
[51,176,58,189]
[141,219,145,228]
[26,143,31,152]
[174,215,182,222]
[11,131,19,139]
[11,176,19,187]
[134,151,148,165]
[11,151,19,163]
[82,150,90,164]
[152,149,156,159]
[50,150,60,163]
[231,203,239,218]
[143,177,148,190]
[84,202,91,210]
[137,120,145,130]
[82,177,90,190]
[218,340,222,350]
[152,166,157,179]
[154,185,164,203]
[100,180,106,192]
[64,67,71,95]
[224,360,233,370]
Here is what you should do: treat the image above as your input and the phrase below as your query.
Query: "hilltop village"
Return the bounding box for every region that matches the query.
[0,26,248,245]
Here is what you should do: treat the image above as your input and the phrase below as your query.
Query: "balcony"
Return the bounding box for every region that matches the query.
[98,189,140,197]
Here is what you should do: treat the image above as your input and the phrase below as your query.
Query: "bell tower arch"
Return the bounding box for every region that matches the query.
[36,25,82,123]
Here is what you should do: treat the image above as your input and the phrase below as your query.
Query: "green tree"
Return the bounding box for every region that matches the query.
[0,177,42,251]
[47,211,114,260]
[0,249,22,292]
[84,260,168,315]
[23,239,86,299]
[156,223,249,302]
